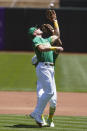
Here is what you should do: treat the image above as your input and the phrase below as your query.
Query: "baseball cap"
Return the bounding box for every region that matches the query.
[28,27,37,36]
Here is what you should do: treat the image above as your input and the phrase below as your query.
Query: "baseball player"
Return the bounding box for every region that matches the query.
[28,10,63,127]
[31,23,62,127]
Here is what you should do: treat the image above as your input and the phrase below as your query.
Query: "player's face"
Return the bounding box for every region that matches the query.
[34,28,43,35]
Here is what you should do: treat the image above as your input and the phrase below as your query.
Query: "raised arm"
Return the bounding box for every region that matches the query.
[46,9,62,46]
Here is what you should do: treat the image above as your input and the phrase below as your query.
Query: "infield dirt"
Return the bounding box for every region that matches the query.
[0,92,87,116]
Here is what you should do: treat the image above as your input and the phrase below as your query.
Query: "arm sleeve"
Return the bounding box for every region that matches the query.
[33,37,42,48]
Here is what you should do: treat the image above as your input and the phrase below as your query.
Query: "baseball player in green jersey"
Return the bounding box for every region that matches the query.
[28,10,63,127]
[31,23,62,127]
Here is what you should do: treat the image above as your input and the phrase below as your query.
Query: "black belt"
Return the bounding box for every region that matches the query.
[44,62,54,66]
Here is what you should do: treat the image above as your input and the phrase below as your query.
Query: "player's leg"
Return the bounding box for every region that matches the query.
[30,79,47,126]
[49,76,57,118]
[47,74,57,127]
[37,71,57,127]
[32,63,54,116]
[37,80,47,126]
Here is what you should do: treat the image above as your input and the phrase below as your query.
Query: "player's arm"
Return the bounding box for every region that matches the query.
[36,44,63,52]
[46,9,62,46]
[53,19,60,37]
[46,10,60,36]
[52,15,63,46]
[52,20,62,46]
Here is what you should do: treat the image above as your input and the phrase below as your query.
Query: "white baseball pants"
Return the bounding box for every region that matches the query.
[33,62,57,115]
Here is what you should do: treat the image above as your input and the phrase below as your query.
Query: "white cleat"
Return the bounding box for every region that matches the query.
[47,118,55,127]
[30,112,46,127]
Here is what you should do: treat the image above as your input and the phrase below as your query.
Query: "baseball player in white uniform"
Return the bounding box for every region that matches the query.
[28,10,63,127]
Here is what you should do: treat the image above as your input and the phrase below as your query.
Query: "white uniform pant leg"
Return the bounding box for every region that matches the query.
[34,63,54,115]
[49,74,57,108]
[37,72,57,108]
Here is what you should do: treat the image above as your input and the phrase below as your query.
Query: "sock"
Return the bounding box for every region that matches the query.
[41,114,44,119]
[48,107,56,121]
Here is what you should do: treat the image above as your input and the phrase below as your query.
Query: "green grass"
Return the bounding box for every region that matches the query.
[0,114,87,131]
[55,53,87,92]
[0,52,87,92]
[0,52,36,91]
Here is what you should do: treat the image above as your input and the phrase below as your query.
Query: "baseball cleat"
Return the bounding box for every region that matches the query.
[47,118,55,127]
[30,112,46,127]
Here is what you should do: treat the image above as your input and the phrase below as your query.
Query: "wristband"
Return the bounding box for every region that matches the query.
[50,47,56,51]
[54,20,59,29]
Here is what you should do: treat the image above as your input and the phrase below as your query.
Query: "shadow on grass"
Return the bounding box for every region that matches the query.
[5,124,41,128]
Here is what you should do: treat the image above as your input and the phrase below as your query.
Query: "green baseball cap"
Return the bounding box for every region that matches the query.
[28,27,37,36]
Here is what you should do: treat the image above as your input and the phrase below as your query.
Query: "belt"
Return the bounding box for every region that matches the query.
[44,62,54,66]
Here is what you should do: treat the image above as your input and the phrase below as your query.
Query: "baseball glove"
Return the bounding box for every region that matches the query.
[46,9,57,22]
[40,24,54,37]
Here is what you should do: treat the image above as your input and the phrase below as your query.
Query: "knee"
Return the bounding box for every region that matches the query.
[37,89,44,98]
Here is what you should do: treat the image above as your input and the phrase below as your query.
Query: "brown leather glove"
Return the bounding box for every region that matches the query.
[46,9,57,22]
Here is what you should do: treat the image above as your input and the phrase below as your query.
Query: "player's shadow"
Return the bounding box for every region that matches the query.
[5,124,41,128]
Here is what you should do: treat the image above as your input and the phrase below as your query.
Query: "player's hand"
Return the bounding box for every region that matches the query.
[56,46,63,52]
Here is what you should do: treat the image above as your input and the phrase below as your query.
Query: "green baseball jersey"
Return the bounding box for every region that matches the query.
[32,36,54,63]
